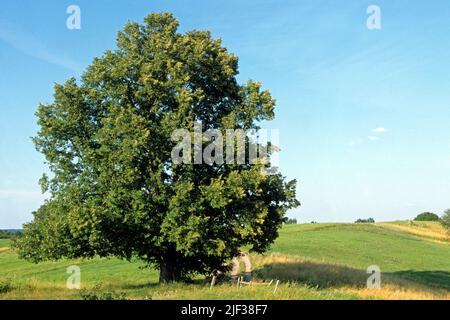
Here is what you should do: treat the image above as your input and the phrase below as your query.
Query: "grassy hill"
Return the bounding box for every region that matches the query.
[0,221,448,300]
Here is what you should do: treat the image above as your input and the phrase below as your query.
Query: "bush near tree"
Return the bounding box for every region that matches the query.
[414,212,440,222]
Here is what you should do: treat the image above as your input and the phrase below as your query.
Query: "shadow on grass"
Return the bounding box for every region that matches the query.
[390,270,450,291]
[254,260,368,289]
[254,257,450,290]
[121,277,206,290]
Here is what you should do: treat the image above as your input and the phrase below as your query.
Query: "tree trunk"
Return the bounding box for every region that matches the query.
[159,256,183,283]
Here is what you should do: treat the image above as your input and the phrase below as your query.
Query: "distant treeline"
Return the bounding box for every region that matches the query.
[355,218,375,224]
[283,218,298,225]
[0,230,22,239]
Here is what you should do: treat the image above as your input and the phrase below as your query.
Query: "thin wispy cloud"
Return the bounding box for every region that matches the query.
[0,21,81,72]
[349,127,386,146]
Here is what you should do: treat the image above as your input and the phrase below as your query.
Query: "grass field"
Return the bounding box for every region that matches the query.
[0,221,449,300]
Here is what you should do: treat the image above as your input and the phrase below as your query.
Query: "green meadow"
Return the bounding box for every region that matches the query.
[1,221,449,300]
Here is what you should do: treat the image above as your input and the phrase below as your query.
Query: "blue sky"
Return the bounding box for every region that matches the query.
[1,0,450,228]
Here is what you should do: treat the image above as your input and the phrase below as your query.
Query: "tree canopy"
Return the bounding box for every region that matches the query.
[16,12,299,282]
[414,212,440,222]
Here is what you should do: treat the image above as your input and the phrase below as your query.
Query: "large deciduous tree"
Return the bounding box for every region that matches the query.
[16,13,299,283]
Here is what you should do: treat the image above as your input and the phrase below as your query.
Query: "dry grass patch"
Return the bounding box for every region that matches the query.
[379,222,449,244]
[345,285,450,300]
[252,254,449,300]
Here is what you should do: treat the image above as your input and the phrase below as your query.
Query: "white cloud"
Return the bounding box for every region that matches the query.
[349,128,386,146]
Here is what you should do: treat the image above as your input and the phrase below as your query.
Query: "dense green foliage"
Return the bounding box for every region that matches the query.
[414,212,440,221]
[16,13,299,282]
[79,285,128,300]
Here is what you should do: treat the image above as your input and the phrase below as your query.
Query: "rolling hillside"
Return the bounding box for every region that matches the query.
[0,221,448,300]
